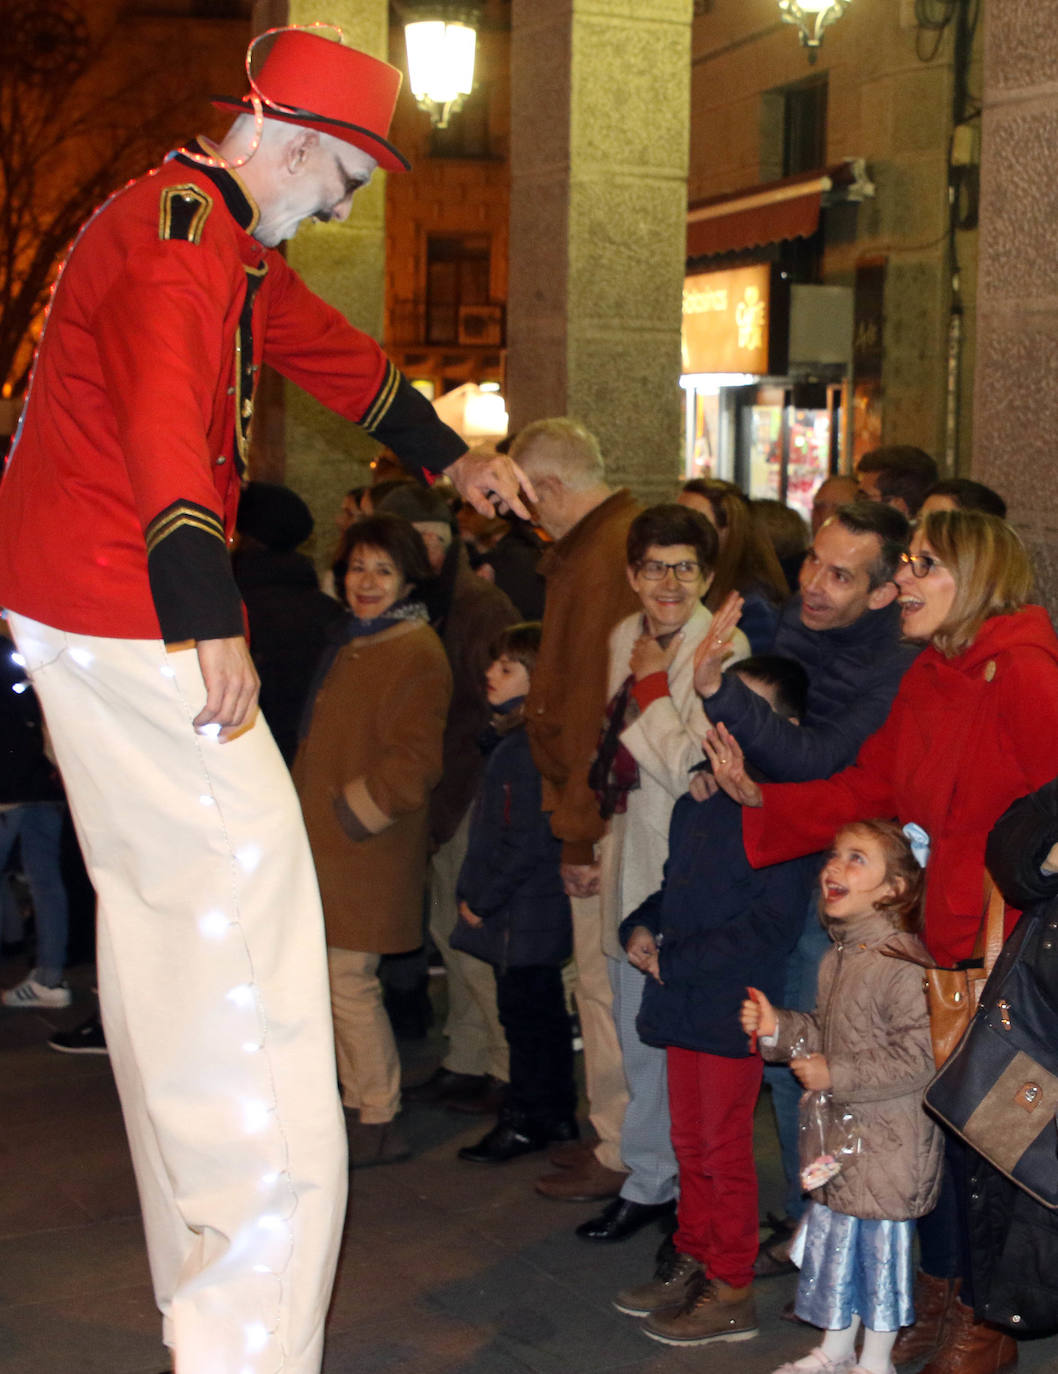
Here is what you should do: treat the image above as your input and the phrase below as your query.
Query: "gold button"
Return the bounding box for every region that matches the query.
[984,660,996,682]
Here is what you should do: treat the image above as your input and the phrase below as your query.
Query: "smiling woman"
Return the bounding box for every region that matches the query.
[293,513,452,1168]
[718,508,1058,1370]
[579,503,751,1239]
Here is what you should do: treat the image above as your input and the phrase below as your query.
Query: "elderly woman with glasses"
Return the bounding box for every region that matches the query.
[576,504,750,1244]
[704,508,1058,1374]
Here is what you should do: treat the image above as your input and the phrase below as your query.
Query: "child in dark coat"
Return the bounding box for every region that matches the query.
[451,622,578,1163]
[613,657,818,1347]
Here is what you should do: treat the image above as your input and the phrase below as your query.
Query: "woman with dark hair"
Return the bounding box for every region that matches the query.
[705,509,1058,1374]
[294,513,452,1168]
[678,479,788,651]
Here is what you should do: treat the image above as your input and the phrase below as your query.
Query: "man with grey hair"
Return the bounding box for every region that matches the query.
[510,418,644,1204]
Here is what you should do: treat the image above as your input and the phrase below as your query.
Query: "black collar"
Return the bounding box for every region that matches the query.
[173,139,259,234]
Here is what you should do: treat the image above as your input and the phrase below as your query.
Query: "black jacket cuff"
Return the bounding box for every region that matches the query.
[145,501,244,643]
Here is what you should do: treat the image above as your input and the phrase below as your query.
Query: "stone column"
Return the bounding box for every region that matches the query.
[252,0,389,560]
[973,2,1058,612]
[507,0,693,503]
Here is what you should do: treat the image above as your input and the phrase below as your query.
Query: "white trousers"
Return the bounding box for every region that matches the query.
[10,615,347,1374]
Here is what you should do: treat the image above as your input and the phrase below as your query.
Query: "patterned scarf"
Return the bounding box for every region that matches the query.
[589,625,679,821]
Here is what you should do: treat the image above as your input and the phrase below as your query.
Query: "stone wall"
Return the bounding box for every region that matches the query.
[506,0,693,503]
[974,1,1058,613]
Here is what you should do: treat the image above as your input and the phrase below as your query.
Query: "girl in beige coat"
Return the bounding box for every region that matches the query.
[741,820,942,1374]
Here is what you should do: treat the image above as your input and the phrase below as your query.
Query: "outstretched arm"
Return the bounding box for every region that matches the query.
[445,444,536,521]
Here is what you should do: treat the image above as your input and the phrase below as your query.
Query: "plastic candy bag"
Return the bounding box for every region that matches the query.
[795,1038,864,1192]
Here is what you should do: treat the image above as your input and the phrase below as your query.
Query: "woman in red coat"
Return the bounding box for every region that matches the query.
[705,510,1058,1374]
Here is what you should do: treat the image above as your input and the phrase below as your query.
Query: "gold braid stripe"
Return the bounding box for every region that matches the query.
[146,506,226,556]
[360,361,400,433]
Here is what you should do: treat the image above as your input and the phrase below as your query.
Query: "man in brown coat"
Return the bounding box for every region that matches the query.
[509,418,642,1201]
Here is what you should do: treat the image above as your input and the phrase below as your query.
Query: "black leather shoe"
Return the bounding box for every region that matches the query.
[458,1121,547,1164]
[575,1196,677,1242]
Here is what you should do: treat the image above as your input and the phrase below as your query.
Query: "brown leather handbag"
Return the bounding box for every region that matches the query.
[885,875,1006,1067]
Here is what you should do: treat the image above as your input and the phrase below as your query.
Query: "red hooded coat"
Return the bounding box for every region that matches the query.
[744,606,1058,966]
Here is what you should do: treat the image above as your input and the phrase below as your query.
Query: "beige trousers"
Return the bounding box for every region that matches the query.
[328,947,400,1123]
[11,614,346,1374]
[570,893,629,1173]
[428,810,509,1082]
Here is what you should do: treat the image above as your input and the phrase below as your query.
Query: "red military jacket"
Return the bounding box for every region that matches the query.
[0,141,463,643]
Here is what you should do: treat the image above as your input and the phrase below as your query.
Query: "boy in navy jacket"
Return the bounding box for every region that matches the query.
[613,656,818,1346]
[451,623,578,1163]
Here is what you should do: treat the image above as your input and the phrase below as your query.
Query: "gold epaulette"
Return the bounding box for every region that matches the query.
[159,184,213,245]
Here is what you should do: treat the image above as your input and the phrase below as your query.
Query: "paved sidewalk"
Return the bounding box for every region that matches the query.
[2,961,1056,1374]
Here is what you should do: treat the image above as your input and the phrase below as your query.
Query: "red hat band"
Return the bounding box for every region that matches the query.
[212,29,410,173]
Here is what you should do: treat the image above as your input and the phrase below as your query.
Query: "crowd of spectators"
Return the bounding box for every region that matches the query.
[5,425,1051,1374]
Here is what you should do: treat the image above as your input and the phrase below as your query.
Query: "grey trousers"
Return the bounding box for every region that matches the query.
[608,953,678,1205]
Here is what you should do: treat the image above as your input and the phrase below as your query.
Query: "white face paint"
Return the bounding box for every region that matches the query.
[254,132,378,247]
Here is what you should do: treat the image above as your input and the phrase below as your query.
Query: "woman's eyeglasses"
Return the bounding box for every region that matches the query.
[637,559,703,583]
[899,551,944,579]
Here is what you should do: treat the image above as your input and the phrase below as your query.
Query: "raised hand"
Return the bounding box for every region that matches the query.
[702,722,762,807]
[739,985,777,1038]
[692,592,744,698]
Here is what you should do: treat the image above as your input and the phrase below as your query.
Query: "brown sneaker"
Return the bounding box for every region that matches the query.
[534,1156,628,1201]
[613,1248,704,1317]
[643,1275,758,1346]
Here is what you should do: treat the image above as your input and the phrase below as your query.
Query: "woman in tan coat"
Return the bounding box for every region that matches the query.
[294,513,452,1168]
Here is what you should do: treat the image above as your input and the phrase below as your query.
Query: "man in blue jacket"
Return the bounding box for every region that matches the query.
[693,499,917,1264]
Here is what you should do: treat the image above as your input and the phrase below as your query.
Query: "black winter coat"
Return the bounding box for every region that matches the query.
[968,777,1058,1336]
[233,548,345,766]
[619,791,818,1058]
[702,596,918,782]
[454,707,572,970]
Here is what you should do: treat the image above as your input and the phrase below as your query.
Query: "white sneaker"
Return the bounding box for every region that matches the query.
[2,975,72,1008]
[772,1351,857,1374]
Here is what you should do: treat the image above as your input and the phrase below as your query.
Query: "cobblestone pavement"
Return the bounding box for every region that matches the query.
[2,960,1056,1374]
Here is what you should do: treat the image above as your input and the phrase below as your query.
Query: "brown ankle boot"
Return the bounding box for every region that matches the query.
[892,1271,960,1366]
[919,1297,1018,1374]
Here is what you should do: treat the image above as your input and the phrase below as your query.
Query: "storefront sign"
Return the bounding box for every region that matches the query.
[682,265,772,375]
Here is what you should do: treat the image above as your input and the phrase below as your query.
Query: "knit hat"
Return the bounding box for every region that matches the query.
[237,482,314,552]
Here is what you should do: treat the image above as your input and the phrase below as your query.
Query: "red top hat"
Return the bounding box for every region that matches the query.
[212,28,410,173]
